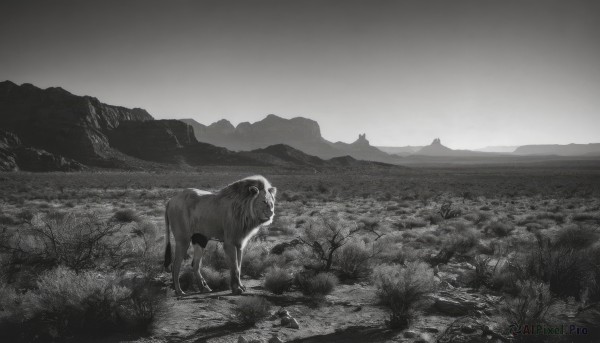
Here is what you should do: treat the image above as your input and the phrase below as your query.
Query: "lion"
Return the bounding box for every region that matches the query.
[164,175,276,295]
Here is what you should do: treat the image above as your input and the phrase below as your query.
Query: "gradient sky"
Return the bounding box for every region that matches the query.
[1,0,599,149]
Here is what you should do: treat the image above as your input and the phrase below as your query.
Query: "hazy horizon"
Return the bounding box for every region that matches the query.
[2,0,599,149]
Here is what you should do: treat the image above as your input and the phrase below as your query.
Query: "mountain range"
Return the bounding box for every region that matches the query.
[181,116,397,163]
[0,81,397,171]
[1,81,599,171]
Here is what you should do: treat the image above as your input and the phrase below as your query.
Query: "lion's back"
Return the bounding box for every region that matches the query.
[167,188,227,238]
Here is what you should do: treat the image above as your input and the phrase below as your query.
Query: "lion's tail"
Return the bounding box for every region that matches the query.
[164,203,172,272]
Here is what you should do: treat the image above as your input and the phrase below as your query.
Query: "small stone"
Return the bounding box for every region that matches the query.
[281,315,292,326]
[289,318,300,329]
[403,330,418,338]
[238,336,248,343]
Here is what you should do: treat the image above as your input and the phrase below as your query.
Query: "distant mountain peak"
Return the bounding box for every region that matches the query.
[415,138,454,156]
[352,133,370,146]
[208,119,235,134]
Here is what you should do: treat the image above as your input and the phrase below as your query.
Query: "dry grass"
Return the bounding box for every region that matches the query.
[1,165,599,336]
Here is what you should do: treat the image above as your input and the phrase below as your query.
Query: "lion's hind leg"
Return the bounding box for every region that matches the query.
[172,237,189,297]
[191,234,212,293]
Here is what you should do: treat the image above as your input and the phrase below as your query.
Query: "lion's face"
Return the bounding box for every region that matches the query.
[251,186,276,224]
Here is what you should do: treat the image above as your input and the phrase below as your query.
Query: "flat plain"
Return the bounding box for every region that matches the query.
[1,162,600,342]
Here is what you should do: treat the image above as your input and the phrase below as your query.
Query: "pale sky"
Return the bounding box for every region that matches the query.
[1,0,599,149]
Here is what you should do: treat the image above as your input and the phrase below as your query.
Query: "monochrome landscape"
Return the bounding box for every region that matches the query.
[1,1,600,342]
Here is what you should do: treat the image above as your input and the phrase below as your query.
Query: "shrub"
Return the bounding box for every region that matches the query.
[464,211,491,225]
[201,266,230,291]
[510,235,600,301]
[439,201,461,219]
[234,296,271,326]
[484,220,514,237]
[295,271,338,298]
[337,240,372,279]
[112,209,140,223]
[395,218,428,229]
[554,224,599,250]
[264,267,293,295]
[1,266,164,340]
[536,212,565,224]
[299,217,361,271]
[442,227,480,256]
[572,213,600,223]
[1,211,128,273]
[502,280,555,330]
[203,243,229,271]
[372,262,436,330]
[241,244,269,278]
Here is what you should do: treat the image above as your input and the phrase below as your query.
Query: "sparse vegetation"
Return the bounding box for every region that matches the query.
[373,262,436,330]
[337,240,373,279]
[295,271,338,298]
[297,217,361,271]
[234,296,271,326]
[1,165,600,340]
[264,267,293,294]
[112,208,140,223]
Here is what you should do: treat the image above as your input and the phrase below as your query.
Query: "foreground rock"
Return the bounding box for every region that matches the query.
[437,316,509,343]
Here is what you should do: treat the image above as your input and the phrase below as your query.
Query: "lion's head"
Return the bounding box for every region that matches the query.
[246,176,276,225]
[220,175,277,227]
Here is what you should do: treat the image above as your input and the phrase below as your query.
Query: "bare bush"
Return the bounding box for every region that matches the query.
[439,201,461,219]
[509,234,600,301]
[1,211,128,273]
[502,280,555,332]
[298,217,361,271]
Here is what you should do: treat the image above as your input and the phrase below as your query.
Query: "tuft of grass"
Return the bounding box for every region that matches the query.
[112,209,140,223]
[0,266,164,340]
[501,280,556,330]
[395,218,428,230]
[233,296,271,326]
[372,262,436,330]
[201,266,230,291]
[264,267,293,295]
[554,224,599,249]
[241,244,269,279]
[337,240,372,279]
[484,220,514,237]
[295,271,338,298]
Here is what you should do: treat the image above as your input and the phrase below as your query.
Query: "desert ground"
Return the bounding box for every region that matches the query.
[1,163,600,343]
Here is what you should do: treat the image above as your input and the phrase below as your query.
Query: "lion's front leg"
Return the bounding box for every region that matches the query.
[224,242,243,295]
[236,245,246,292]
